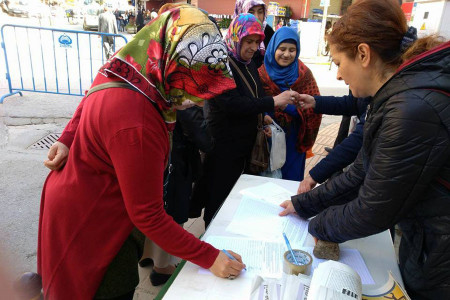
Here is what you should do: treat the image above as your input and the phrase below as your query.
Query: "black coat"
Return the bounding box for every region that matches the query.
[206,56,274,160]
[292,42,450,298]
[164,107,212,224]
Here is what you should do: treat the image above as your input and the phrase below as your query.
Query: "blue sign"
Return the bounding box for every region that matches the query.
[58,34,72,48]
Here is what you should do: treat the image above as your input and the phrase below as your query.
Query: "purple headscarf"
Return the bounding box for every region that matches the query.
[224,13,265,65]
[233,0,267,53]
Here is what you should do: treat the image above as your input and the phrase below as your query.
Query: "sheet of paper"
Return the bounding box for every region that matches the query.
[201,236,286,278]
[302,247,375,285]
[240,182,294,205]
[225,196,309,247]
[308,260,362,300]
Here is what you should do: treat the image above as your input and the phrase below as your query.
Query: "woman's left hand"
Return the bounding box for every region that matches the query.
[264,126,272,138]
[264,115,273,125]
[279,200,297,216]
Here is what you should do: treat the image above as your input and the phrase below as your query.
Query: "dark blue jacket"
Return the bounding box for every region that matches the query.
[309,94,370,183]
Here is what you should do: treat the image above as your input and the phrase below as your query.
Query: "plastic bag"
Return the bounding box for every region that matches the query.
[267,121,286,171]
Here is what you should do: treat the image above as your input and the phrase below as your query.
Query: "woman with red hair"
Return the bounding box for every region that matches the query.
[280,0,449,298]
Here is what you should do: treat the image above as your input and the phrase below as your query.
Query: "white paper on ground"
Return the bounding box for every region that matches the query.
[240,182,294,205]
[200,236,286,278]
[225,196,309,247]
[302,247,375,285]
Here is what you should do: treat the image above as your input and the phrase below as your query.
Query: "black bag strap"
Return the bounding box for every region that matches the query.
[86,81,166,120]
[228,58,256,98]
[228,59,264,128]
[86,81,139,98]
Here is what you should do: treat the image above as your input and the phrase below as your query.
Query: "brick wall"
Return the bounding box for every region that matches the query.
[142,0,339,20]
[196,0,306,19]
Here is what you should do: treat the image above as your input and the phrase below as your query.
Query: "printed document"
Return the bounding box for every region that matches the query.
[240,182,293,205]
[225,196,309,247]
[203,235,285,277]
[308,260,362,300]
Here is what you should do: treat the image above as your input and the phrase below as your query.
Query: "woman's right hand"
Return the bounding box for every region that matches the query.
[297,94,316,109]
[209,250,246,279]
[44,141,69,171]
[273,90,300,108]
[297,176,317,194]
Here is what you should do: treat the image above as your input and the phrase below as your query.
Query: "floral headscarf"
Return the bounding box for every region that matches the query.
[100,5,235,131]
[224,13,265,65]
[233,0,267,52]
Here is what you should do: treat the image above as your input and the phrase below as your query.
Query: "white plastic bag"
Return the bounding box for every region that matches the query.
[268,121,286,171]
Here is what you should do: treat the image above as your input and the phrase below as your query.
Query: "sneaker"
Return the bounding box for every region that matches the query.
[13,272,43,299]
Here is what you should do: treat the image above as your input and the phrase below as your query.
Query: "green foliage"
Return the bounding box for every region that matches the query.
[219,18,231,29]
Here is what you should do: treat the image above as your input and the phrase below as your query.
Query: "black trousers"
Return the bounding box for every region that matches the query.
[333,115,351,148]
[201,151,247,227]
[94,229,144,299]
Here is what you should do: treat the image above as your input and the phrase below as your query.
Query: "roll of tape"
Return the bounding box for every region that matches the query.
[283,249,313,275]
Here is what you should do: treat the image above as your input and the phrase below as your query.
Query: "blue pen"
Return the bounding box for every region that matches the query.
[283,232,300,265]
[222,249,246,270]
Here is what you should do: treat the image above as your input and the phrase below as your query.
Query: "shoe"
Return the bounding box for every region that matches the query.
[13,272,43,299]
[324,147,333,153]
[150,269,172,286]
[138,258,153,268]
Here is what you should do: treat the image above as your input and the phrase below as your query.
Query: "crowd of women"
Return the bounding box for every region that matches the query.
[26,0,449,299]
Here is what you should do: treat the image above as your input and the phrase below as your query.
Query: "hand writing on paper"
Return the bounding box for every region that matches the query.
[279,200,297,216]
[209,250,246,279]
[44,141,69,171]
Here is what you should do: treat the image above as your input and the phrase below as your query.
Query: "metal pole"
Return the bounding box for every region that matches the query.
[317,1,329,56]
[303,0,308,19]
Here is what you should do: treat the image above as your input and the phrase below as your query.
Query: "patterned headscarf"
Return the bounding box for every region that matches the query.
[100,5,235,131]
[233,0,267,52]
[264,27,300,91]
[224,13,265,65]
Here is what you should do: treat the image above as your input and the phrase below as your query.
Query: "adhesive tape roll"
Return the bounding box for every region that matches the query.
[283,250,313,275]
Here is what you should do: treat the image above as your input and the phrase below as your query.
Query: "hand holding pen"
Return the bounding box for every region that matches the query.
[209,249,246,280]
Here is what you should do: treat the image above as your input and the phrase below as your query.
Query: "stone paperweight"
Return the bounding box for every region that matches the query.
[313,240,340,261]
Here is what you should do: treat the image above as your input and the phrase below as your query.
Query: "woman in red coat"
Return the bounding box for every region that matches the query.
[38,5,245,299]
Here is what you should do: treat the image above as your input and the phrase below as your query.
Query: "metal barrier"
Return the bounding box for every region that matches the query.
[0,24,128,103]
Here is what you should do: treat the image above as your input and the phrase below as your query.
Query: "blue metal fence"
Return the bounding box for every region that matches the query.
[1,24,128,103]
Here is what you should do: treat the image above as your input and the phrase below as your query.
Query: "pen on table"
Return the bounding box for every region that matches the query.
[283,232,299,265]
[222,249,247,270]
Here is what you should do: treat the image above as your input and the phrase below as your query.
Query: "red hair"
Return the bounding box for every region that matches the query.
[328,0,407,67]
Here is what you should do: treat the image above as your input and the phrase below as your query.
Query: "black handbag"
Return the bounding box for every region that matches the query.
[229,59,269,174]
